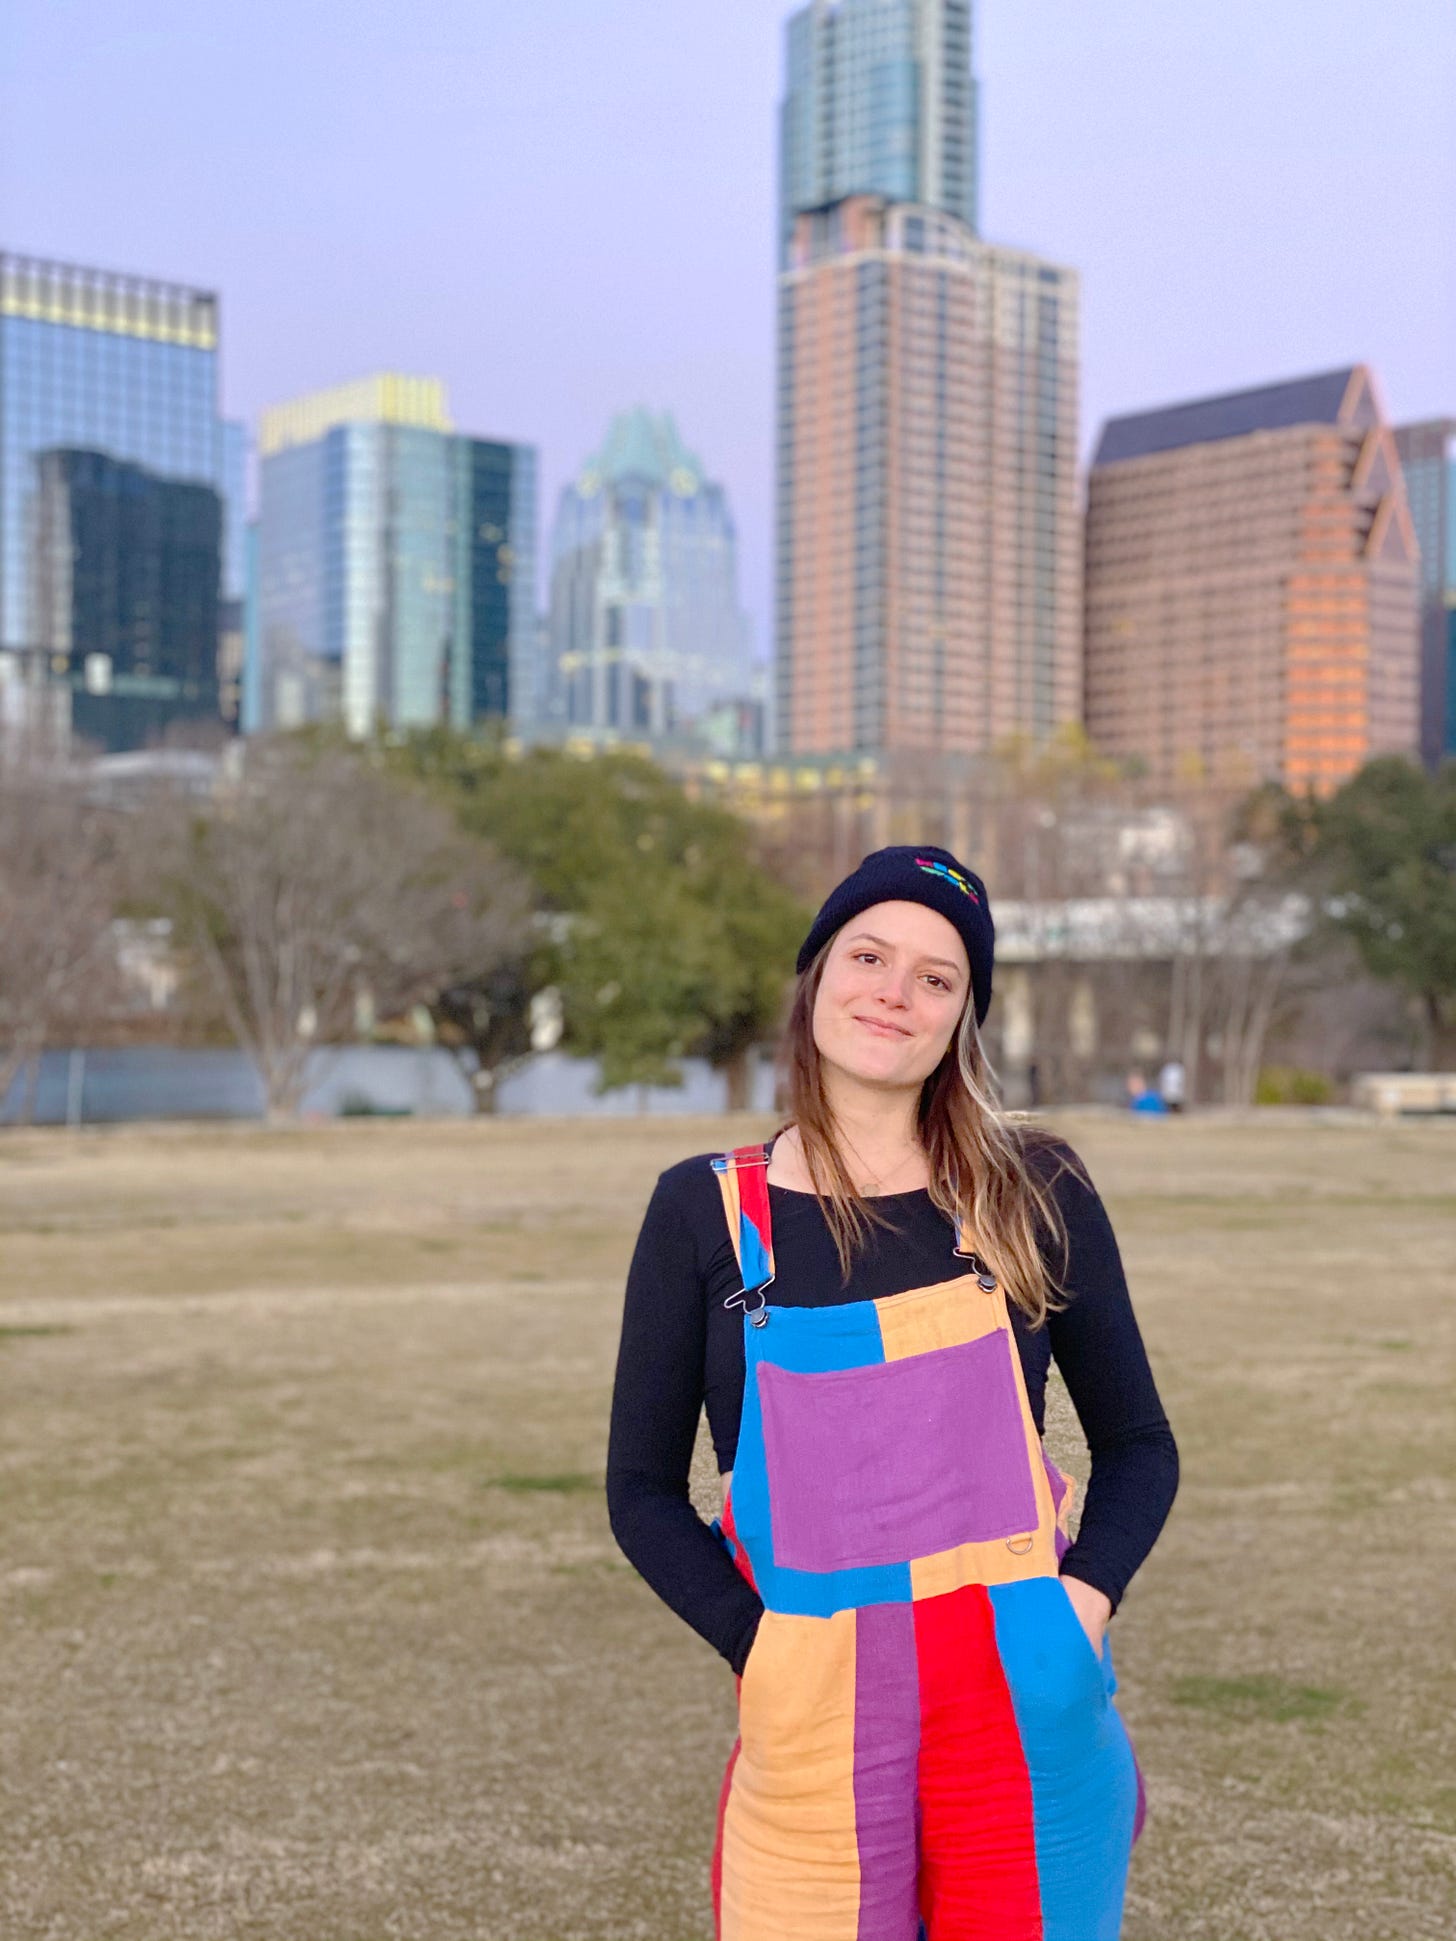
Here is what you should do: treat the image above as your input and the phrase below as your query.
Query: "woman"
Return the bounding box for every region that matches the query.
[606,845,1179,1941]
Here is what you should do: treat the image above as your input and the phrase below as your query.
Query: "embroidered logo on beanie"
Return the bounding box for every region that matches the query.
[915,856,979,903]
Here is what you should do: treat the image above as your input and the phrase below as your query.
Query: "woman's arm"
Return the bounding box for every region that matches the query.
[605,1167,765,1674]
[1043,1147,1180,1619]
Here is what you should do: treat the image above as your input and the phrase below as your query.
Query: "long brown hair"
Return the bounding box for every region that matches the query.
[781,941,1087,1327]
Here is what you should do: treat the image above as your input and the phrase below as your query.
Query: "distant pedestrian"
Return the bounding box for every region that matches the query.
[1158,1057,1186,1114]
[1125,1069,1167,1114]
[609,844,1179,1938]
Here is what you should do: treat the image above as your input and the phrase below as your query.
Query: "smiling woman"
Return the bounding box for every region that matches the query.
[606,844,1180,1941]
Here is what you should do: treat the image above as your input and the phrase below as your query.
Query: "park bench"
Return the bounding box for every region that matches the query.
[1351,1072,1456,1118]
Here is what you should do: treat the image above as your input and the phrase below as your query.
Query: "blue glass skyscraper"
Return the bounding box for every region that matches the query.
[255,375,536,737]
[0,251,228,750]
[1394,419,1456,769]
[780,0,978,264]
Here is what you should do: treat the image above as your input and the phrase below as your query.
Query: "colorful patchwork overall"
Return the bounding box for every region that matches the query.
[708,1144,1145,1941]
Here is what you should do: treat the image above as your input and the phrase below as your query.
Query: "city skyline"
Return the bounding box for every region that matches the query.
[5,0,1450,666]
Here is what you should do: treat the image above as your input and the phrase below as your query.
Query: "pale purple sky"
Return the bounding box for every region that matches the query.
[3,0,1453,655]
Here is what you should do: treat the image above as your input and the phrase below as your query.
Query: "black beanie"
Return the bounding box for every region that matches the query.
[796,844,995,1025]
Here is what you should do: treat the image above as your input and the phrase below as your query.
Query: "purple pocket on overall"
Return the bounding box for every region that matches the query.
[757,1332,1039,1575]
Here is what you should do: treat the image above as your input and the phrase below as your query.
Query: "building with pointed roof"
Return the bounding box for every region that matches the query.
[1084,365,1421,795]
[545,407,761,754]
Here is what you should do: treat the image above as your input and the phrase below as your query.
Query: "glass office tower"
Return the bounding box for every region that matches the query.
[256,375,536,738]
[780,0,978,264]
[547,408,762,755]
[31,449,221,750]
[216,418,248,728]
[0,251,226,749]
[1394,419,1456,769]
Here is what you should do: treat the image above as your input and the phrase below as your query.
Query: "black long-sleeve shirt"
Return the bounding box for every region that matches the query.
[606,1137,1179,1675]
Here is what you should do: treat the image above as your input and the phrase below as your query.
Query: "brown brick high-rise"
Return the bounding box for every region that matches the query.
[1084,366,1421,796]
[775,196,1080,757]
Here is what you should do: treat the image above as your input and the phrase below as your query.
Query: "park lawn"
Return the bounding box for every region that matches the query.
[1,1112,1453,1941]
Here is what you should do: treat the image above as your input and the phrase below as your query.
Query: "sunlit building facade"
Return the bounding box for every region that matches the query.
[0,251,229,750]
[775,196,1080,757]
[780,0,978,263]
[255,375,536,737]
[1393,418,1456,769]
[1085,367,1421,795]
[546,408,762,754]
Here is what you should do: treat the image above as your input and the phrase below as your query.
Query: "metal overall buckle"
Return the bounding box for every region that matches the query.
[725,1276,774,1328]
[947,1170,997,1291]
[953,1243,998,1293]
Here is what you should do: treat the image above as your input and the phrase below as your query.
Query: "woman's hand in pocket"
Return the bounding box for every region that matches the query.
[734,1608,765,1693]
[1059,1573,1112,1656]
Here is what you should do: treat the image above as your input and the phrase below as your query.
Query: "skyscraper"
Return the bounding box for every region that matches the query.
[547,408,761,754]
[780,0,978,263]
[1393,418,1456,769]
[254,375,536,738]
[217,418,248,729]
[0,251,229,751]
[773,4,1078,761]
[1084,368,1421,795]
[775,203,1078,759]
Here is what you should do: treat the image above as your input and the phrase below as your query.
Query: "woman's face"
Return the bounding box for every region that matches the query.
[811,899,971,1094]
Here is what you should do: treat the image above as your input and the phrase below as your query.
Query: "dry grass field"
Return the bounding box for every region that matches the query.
[1,1111,1453,1941]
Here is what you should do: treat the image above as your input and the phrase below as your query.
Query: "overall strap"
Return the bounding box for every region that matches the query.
[710,1142,776,1315]
[949,1171,999,1290]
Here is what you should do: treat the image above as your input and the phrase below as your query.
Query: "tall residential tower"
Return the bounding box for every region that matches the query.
[776,198,1078,755]
[773,3,1080,760]
[780,0,978,262]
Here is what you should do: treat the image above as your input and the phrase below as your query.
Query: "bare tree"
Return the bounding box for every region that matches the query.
[150,739,533,1120]
[1204,890,1302,1104]
[1151,786,1321,1106]
[0,756,123,1119]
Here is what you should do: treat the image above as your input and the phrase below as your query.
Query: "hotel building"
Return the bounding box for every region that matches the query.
[1084,367,1421,795]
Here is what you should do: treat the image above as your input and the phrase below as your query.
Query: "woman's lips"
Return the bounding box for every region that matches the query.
[854,1015,911,1038]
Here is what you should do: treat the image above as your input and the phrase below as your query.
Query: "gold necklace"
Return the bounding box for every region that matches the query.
[840,1132,923,1195]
